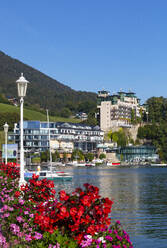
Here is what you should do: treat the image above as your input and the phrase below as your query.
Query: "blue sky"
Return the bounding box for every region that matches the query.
[1,0,167,103]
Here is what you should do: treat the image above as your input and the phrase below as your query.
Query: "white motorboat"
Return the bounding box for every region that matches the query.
[73,162,86,167]
[24,168,72,180]
[66,161,86,167]
[151,163,167,167]
[66,161,78,166]
[106,162,121,166]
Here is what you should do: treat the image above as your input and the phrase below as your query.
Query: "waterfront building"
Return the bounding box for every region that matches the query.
[96,144,158,163]
[8,121,104,153]
[117,145,159,163]
[97,90,146,131]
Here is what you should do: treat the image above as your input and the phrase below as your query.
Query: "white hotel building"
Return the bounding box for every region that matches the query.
[97,90,146,131]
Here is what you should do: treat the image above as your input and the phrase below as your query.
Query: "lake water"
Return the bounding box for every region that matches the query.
[53,166,167,248]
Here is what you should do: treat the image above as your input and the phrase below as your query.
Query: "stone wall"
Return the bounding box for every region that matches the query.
[106,152,120,162]
[104,123,145,143]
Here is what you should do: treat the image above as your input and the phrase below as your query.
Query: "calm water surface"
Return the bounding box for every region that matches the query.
[54,166,167,248]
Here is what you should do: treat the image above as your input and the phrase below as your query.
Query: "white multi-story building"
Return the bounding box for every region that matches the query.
[97,90,146,131]
[8,121,104,153]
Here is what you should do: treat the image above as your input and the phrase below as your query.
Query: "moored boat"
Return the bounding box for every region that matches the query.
[24,169,72,181]
[106,162,121,166]
[73,162,86,167]
[151,163,167,166]
[66,161,86,167]
[85,162,95,167]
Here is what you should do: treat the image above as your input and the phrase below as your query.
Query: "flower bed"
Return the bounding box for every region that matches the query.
[0,163,133,248]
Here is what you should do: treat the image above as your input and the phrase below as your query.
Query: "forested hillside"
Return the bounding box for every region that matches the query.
[0,51,97,117]
[137,97,167,161]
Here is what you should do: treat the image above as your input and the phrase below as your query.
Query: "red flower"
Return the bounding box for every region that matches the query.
[81,195,90,207]
[14,191,20,198]
[75,233,84,243]
[77,205,84,218]
[51,189,56,195]
[14,181,114,241]
[36,181,42,186]
[59,190,69,201]
[103,207,111,214]
[104,197,114,207]
[70,207,77,217]
[87,224,96,235]
[32,174,39,180]
[59,206,69,218]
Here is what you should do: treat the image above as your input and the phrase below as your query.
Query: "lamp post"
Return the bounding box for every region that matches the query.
[16,73,29,186]
[46,109,52,169]
[3,122,9,164]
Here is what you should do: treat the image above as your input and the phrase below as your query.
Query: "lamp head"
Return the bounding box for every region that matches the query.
[3,122,9,133]
[16,73,29,97]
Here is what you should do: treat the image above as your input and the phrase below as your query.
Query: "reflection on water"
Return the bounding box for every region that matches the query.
[53,166,167,248]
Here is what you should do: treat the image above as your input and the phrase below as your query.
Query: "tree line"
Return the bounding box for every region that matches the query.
[137,97,167,162]
[31,149,106,163]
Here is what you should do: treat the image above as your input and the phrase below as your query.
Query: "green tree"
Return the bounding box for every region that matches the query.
[71,149,84,161]
[99,153,106,160]
[131,109,136,124]
[120,154,124,161]
[82,112,97,126]
[111,129,128,147]
[77,101,96,114]
[146,96,167,122]
[112,132,119,143]
[137,122,167,161]
[60,108,72,118]
[107,130,112,141]
[52,150,60,162]
[117,131,127,147]
[62,152,67,163]
[40,151,49,162]
[142,111,148,122]
[85,153,94,162]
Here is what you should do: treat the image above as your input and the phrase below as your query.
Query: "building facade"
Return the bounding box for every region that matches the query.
[97,90,146,131]
[8,121,104,153]
[117,145,159,163]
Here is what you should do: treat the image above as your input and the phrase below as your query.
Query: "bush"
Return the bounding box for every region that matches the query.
[0,163,134,248]
[99,153,106,160]
[34,184,113,243]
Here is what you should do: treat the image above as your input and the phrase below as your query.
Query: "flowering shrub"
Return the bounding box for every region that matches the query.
[80,221,133,248]
[34,184,114,243]
[0,162,19,179]
[0,198,41,247]
[0,173,19,204]
[0,163,133,247]
[21,174,56,203]
[0,169,41,247]
[0,170,62,248]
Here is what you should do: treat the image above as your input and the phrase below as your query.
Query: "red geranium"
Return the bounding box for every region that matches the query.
[59,190,69,201]
[70,207,77,217]
[33,183,114,243]
[14,191,20,198]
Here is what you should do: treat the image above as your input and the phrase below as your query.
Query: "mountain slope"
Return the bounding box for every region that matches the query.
[0,102,81,133]
[0,51,97,115]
